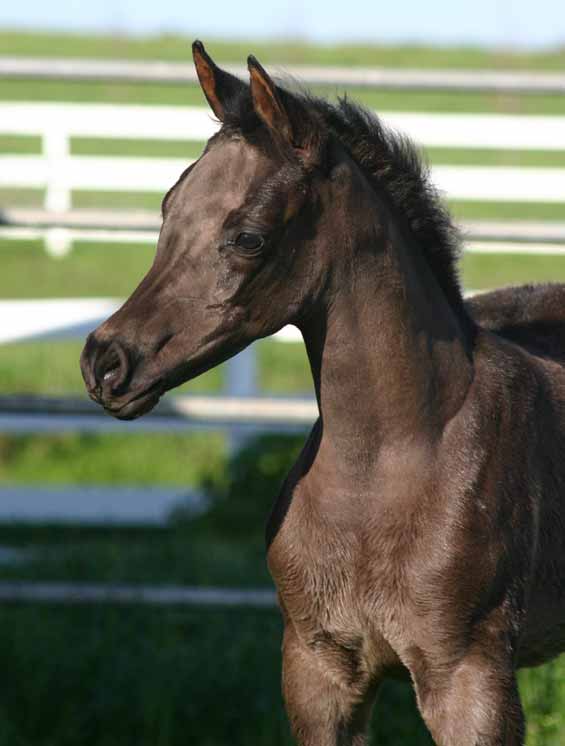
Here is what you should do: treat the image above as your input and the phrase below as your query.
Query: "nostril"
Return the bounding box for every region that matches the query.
[94,342,130,393]
[103,362,120,382]
[95,346,117,384]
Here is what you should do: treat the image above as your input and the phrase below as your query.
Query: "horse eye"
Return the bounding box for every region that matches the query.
[235,232,264,252]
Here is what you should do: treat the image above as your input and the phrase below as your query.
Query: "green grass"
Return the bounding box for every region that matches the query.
[72,137,204,159]
[3,78,565,115]
[0,433,432,744]
[0,602,438,746]
[0,340,223,395]
[0,423,562,744]
[353,89,565,116]
[0,338,311,397]
[0,603,297,746]
[0,595,559,746]
[0,488,560,745]
[72,189,165,211]
[462,253,565,290]
[0,135,202,159]
[0,432,225,487]
[0,187,43,208]
[0,528,270,586]
[0,335,312,491]
[2,191,564,220]
[426,148,565,169]
[2,29,565,70]
[1,29,565,114]
[520,662,565,746]
[0,29,564,746]
[1,34,564,231]
[3,238,565,300]
[6,134,565,169]
[0,134,41,154]
[0,239,154,298]
[452,201,565,223]
[0,187,165,211]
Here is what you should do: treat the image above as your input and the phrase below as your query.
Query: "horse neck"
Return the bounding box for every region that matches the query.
[299,216,474,480]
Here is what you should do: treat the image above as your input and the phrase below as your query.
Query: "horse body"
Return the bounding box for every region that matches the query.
[80,43,565,745]
[470,285,565,666]
[268,322,565,743]
[266,254,565,745]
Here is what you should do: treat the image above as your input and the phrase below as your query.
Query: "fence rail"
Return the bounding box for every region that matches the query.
[4,208,565,244]
[0,485,206,524]
[6,152,565,204]
[4,103,565,148]
[0,393,318,435]
[3,101,565,233]
[0,394,318,425]
[0,298,303,345]
[2,83,565,523]
[2,56,565,95]
[0,581,278,608]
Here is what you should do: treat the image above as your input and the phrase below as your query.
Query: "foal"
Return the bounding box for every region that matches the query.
[81,43,565,745]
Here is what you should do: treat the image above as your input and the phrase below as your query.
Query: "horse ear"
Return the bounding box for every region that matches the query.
[247,55,294,145]
[192,40,244,122]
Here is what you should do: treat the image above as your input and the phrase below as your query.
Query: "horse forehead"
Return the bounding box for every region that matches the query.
[181,137,274,211]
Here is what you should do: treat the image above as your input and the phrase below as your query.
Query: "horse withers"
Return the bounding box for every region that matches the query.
[81,42,565,745]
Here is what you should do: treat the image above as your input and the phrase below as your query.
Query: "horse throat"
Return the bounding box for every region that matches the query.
[299,225,475,477]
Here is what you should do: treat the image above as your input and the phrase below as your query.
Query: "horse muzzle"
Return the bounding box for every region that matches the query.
[80,334,163,420]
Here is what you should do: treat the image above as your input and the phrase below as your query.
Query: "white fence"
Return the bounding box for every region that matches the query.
[1,63,564,597]
[0,297,303,346]
[1,96,564,441]
[0,581,278,607]
[2,98,565,433]
[3,102,565,217]
[2,56,565,94]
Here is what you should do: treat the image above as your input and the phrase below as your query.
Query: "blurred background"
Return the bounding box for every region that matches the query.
[0,2,564,745]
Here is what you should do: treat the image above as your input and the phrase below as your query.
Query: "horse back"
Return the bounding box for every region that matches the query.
[468,283,565,364]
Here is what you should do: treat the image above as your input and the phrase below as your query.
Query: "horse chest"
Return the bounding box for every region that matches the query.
[267,491,364,628]
[267,492,414,682]
[267,470,474,662]
[268,517,357,619]
[268,482,408,639]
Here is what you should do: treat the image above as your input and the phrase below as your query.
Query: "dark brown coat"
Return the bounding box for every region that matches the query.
[81,43,565,746]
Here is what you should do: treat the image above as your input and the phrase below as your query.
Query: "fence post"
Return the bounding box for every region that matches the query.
[225,345,258,452]
[43,126,72,257]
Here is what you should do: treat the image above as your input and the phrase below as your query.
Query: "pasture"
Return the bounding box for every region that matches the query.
[0,29,564,746]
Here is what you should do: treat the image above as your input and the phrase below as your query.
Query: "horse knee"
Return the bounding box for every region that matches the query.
[284,697,373,746]
[413,654,525,746]
[282,632,376,746]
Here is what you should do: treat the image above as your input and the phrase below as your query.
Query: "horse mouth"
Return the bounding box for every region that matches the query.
[100,381,164,421]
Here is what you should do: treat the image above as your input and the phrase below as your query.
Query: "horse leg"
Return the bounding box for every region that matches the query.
[410,647,525,746]
[281,626,379,746]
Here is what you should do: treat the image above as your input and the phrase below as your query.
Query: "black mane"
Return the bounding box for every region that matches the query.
[312,96,466,320]
[221,83,468,322]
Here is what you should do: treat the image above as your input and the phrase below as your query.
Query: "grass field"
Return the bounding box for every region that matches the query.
[2,29,565,69]
[2,28,565,219]
[6,238,565,301]
[6,27,565,116]
[5,78,565,116]
[4,237,565,494]
[0,603,435,746]
[1,29,565,746]
[0,449,563,746]
[6,136,565,169]
[0,600,560,746]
